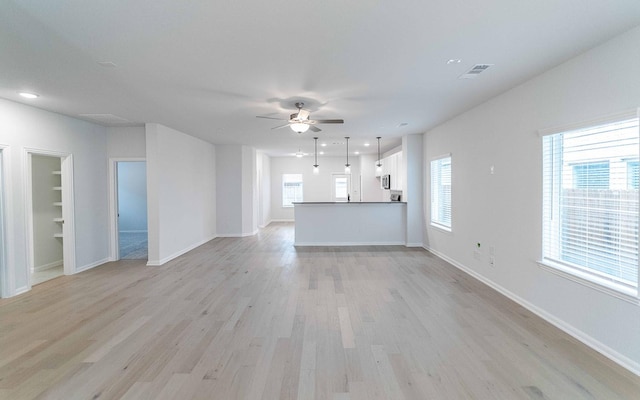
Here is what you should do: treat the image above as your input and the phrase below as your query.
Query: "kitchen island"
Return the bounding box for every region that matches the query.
[293,202,407,246]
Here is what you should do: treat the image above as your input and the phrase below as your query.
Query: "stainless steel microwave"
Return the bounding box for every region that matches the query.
[381,174,391,189]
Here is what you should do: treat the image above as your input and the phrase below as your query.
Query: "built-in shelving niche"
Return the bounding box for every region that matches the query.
[52,170,63,239]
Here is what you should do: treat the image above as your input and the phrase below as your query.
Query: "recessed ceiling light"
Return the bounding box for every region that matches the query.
[321,143,327,147]
[447,59,462,64]
[364,143,370,147]
[354,151,360,155]
[19,92,39,99]
[319,151,324,155]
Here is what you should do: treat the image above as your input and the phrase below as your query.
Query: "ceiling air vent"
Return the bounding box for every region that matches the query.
[458,64,493,79]
[78,113,136,126]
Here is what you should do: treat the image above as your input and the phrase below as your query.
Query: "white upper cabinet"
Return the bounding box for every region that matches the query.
[378,151,404,191]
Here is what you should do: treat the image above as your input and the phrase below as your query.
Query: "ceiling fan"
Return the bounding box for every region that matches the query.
[256,102,344,133]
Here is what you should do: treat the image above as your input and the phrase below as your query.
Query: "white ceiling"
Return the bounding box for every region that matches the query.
[2,1,640,157]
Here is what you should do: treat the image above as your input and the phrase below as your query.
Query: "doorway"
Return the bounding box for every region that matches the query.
[25,149,75,288]
[331,173,351,202]
[115,161,148,260]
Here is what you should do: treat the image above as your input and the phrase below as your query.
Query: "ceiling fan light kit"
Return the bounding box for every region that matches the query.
[291,122,309,133]
[257,102,344,134]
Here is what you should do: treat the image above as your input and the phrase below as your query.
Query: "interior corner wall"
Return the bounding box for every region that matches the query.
[0,98,109,297]
[145,123,216,265]
[216,145,243,235]
[403,134,423,246]
[242,146,257,235]
[423,26,640,373]
[257,152,271,227]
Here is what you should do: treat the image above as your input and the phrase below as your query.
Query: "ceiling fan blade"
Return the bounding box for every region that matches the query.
[271,123,291,130]
[256,115,286,120]
[309,125,322,132]
[313,119,344,124]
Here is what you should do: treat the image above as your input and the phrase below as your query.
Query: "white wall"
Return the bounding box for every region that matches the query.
[242,146,257,235]
[31,155,63,269]
[145,123,216,265]
[117,162,147,232]
[106,126,146,158]
[257,152,271,227]
[403,134,424,246]
[423,26,640,374]
[360,154,384,202]
[0,98,109,296]
[216,144,254,236]
[270,156,362,221]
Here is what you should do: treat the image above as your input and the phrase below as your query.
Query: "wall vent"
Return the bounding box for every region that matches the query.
[458,64,493,79]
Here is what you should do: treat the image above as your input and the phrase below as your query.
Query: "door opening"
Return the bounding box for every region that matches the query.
[30,154,64,285]
[331,173,352,202]
[116,161,148,260]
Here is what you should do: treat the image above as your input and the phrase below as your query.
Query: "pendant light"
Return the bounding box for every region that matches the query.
[313,137,319,175]
[376,137,382,174]
[344,136,351,173]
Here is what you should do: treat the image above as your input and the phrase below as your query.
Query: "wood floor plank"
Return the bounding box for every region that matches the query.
[0,222,638,399]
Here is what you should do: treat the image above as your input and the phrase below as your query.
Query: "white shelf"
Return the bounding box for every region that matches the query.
[52,171,62,175]
[53,218,64,222]
[53,186,62,191]
[53,233,63,238]
[53,202,63,207]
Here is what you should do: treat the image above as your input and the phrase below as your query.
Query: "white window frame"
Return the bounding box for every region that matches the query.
[430,154,452,231]
[539,110,640,301]
[282,174,303,207]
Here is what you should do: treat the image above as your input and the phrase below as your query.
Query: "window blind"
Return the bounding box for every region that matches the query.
[431,156,452,230]
[542,117,639,291]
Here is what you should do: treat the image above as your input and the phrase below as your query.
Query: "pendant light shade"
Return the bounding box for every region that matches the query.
[344,136,351,173]
[376,137,382,173]
[313,137,319,174]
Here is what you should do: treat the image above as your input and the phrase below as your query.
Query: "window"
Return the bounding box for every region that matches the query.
[431,155,451,230]
[282,174,303,207]
[542,116,639,294]
[573,162,609,189]
[628,161,639,189]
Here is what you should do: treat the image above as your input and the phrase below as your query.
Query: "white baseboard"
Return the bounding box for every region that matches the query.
[75,257,110,273]
[295,241,405,246]
[259,220,272,228]
[15,285,29,296]
[405,242,423,248]
[216,230,258,238]
[423,245,640,377]
[34,260,63,272]
[270,219,294,223]
[147,236,216,266]
[119,230,148,234]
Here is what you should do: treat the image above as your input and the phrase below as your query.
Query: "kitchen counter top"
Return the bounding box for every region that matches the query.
[293,201,406,204]
[293,202,406,246]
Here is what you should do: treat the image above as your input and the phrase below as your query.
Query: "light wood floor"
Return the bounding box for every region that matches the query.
[1,223,639,399]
